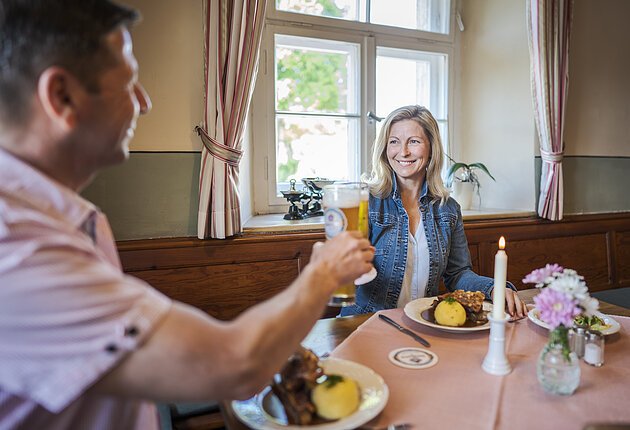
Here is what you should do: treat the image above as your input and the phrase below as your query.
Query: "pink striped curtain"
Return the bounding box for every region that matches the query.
[527,0,574,221]
[196,0,267,238]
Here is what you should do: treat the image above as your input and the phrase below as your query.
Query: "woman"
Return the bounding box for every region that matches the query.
[340,105,528,318]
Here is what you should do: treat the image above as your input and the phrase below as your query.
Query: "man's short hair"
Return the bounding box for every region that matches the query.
[0,0,140,125]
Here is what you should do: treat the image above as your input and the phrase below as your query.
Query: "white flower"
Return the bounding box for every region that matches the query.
[563,269,579,277]
[580,296,600,317]
[548,272,588,300]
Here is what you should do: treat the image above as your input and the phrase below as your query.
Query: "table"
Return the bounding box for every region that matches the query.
[221,289,630,429]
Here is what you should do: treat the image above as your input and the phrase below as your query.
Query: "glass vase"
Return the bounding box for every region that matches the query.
[537,326,580,395]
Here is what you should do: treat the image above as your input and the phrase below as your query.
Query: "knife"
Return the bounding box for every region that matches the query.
[378,314,431,348]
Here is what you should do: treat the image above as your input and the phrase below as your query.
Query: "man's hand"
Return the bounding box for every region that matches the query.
[310,231,374,288]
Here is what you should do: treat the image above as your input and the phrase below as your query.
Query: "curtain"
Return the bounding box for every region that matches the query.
[527,0,574,221]
[197,0,267,238]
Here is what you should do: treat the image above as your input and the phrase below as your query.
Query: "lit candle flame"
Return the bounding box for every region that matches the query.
[499,236,506,250]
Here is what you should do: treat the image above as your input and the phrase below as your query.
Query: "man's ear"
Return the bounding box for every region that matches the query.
[37,67,82,130]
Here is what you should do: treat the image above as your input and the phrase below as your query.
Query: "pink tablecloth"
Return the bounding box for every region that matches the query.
[330,309,630,430]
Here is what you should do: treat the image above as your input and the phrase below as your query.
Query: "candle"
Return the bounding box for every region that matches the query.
[492,236,507,319]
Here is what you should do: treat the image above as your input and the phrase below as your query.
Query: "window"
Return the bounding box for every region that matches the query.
[275,35,361,186]
[253,0,453,211]
[275,0,449,33]
[375,47,448,142]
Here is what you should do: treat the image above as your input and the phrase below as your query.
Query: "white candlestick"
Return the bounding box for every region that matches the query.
[492,237,507,320]
[482,314,512,375]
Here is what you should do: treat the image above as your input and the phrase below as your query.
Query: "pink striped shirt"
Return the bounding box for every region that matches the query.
[0,149,172,430]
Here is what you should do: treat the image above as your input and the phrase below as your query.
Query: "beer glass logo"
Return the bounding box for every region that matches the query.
[324,208,347,239]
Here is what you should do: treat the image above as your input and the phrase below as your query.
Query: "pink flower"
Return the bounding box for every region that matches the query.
[534,287,580,329]
[522,263,564,286]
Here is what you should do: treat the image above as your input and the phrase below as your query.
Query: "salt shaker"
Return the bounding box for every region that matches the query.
[583,330,604,367]
[568,326,587,358]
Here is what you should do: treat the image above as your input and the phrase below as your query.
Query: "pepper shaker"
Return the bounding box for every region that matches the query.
[584,330,604,367]
[568,326,587,358]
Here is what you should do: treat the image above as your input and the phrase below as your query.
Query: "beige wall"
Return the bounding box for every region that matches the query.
[454,0,536,211]
[124,0,204,151]
[85,1,630,239]
[565,0,630,157]
[122,0,255,224]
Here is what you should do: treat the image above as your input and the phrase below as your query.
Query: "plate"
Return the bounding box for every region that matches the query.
[527,308,620,335]
[403,297,492,333]
[232,358,389,430]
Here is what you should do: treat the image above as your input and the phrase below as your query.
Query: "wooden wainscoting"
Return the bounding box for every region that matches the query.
[118,212,630,320]
[118,233,321,320]
[464,213,630,292]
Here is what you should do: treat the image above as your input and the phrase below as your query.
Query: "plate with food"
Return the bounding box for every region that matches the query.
[527,308,620,335]
[403,290,492,333]
[232,347,389,430]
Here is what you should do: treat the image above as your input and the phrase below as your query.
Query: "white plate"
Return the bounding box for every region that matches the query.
[527,308,620,335]
[403,297,492,334]
[232,358,389,430]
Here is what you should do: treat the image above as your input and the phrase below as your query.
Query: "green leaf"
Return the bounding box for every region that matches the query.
[446,162,470,186]
[468,163,495,181]
[323,374,344,388]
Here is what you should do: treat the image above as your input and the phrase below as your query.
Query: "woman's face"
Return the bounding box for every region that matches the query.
[386,119,431,185]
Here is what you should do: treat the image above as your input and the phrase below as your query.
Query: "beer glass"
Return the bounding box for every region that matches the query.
[323,183,376,307]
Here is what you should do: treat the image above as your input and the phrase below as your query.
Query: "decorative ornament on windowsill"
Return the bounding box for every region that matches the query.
[523,264,600,396]
[281,178,336,220]
[445,155,495,210]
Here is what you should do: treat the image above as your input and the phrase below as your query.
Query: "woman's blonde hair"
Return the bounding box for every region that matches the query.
[364,105,450,203]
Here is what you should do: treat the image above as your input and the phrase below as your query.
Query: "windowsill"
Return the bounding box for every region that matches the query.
[243,214,325,234]
[460,208,536,220]
[243,208,536,234]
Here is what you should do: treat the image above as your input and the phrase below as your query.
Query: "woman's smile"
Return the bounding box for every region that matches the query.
[395,159,417,166]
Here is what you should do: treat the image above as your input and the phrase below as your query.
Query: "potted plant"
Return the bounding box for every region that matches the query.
[445,155,496,210]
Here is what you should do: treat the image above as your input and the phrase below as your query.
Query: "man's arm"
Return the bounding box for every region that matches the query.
[92,232,374,402]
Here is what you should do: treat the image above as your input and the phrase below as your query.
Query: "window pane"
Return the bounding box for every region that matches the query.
[276,35,359,114]
[276,115,359,194]
[375,46,448,150]
[276,0,360,21]
[370,0,450,34]
[376,47,447,118]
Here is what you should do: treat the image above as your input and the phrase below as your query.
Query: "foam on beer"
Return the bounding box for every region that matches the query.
[323,187,363,208]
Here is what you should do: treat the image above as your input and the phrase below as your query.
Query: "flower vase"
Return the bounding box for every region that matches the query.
[537,326,580,395]
[452,181,475,210]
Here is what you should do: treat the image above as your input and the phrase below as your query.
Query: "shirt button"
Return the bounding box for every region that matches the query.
[125,326,139,337]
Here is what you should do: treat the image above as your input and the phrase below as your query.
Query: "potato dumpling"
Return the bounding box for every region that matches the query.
[311,374,360,420]
[434,297,466,327]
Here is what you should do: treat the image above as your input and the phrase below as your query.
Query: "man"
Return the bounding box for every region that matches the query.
[0,1,374,429]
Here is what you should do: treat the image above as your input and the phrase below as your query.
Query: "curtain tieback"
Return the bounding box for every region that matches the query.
[540,149,564,164]
[195,126,243,167]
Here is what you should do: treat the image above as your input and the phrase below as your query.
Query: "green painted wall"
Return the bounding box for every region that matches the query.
[534,156,630,215]
[82,152,200,240]
[82,153,630,241]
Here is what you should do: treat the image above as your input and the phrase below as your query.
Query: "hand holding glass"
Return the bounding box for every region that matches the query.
[323,183,377,307]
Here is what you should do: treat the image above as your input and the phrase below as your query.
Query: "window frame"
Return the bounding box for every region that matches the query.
[252,0,456,213]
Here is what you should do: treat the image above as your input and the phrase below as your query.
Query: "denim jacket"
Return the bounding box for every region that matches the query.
[340,179,514,316]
